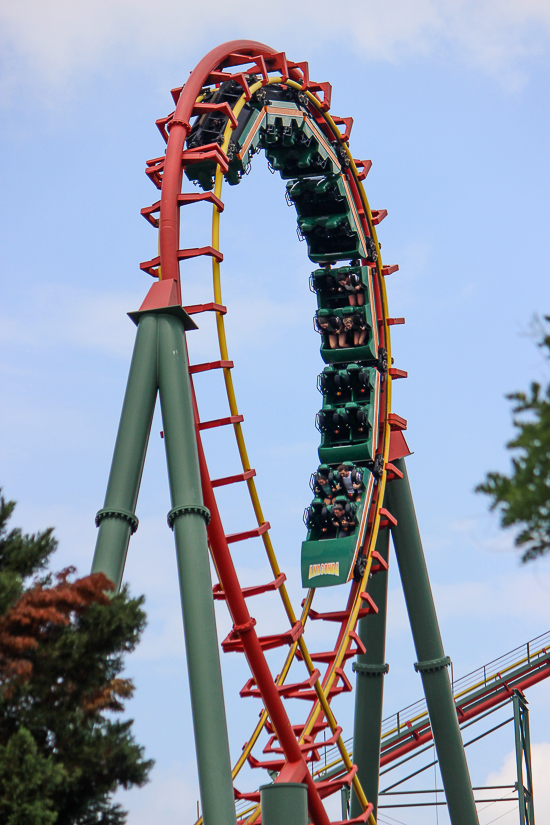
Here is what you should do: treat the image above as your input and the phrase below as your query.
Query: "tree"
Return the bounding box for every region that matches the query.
[0,492,153,823]
[476,317,550,562]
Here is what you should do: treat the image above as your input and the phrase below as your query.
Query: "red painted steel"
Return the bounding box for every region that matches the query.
[384,462,404,482]
[213,572,286,600]
[177,192,224,211]
[211,468,257,488]
[332,116,353,142]
[308,593,378,624]
[198,414,244,431]
[388,430,412,462]
[353,159,372,181]
[388,368,407,380]
[378,508,397,528]
[195,431,332,824]
[370,210,388,225]
[388,413,407,430]
[159,40,305,284]
[222,620,303,653]
[226,522,270,544]
[184,302,227,315]
[188,359,234,374]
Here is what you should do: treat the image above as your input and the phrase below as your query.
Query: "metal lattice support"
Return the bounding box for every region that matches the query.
[513,691,535,825]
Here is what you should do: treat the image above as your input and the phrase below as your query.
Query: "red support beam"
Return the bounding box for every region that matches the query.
[195,430,332,824]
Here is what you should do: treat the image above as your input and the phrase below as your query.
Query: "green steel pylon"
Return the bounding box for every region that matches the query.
[352,457,480,825]
[350,529,390,820]
[91,308,237,825]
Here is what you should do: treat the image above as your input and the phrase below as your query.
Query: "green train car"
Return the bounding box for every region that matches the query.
[301,264,382,588]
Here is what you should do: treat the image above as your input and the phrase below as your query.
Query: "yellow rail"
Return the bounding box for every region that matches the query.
[185,70,393,825]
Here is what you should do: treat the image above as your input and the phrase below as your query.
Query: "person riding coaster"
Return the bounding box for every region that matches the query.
[336,462,362,501]
[336,269,365,307]
[331,495,356,538]
[312,463,338,504]
[304,498,335,537]
[315,310,342,349]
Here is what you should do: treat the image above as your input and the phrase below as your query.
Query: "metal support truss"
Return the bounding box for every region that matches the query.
[374,692,537,821]
[513,690,535,825]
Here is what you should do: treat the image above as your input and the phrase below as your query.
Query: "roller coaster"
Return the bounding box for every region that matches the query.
[90,41,544,825]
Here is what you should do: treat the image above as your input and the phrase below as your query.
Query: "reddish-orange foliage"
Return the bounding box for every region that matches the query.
[82,678,134,715]
[0,570,113,682]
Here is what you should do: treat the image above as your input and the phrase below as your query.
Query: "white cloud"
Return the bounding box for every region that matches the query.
[484,742,550,824]
[2,0,550,98]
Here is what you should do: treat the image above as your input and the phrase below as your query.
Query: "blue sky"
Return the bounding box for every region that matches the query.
[1,3,550,824]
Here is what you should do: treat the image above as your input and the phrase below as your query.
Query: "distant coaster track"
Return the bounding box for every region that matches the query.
[138,40,409,825]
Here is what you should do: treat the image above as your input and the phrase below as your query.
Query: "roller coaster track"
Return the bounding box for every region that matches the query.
[137,40,410,825]
[309,629,550,788]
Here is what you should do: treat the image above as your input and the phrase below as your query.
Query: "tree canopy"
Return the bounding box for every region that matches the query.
[0,492,153,824]
[477,318,550,562]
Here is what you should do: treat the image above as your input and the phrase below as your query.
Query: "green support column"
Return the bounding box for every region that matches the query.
[157,313,237,825]
[260,783,308,825]
[92,313,158,588]
[350,530,390,820]
[385,458,479,825]
[92,309,236,825]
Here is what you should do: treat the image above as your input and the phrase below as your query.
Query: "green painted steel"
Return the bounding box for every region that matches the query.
[157,313,236,825]
[385,458,479,825]
[92,311,237,825]
[513,691,535,825]
[301,529,359,587]
[92,313,158,588]
[260,783,308,825]
[350,529,390,820]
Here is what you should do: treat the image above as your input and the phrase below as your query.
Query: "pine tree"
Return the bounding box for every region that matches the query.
[477,317,550,561]
[0,493,153,823]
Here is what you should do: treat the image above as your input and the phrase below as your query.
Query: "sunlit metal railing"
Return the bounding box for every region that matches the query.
[315,629,550,776]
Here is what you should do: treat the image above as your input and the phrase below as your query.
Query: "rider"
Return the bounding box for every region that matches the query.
[351,311,368,347]
[313,465,338,504]
[316,312,343,349]
[336,463,362,501]
[332,497,355,538]
[336,269,365,307]
[338,314,354,349]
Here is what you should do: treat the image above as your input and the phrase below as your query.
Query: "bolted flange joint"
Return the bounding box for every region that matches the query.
[414,655,451,673]
[95,507,139,535]
[167,504,211,530]
[352,662,389,677]
[233,617,257,635]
